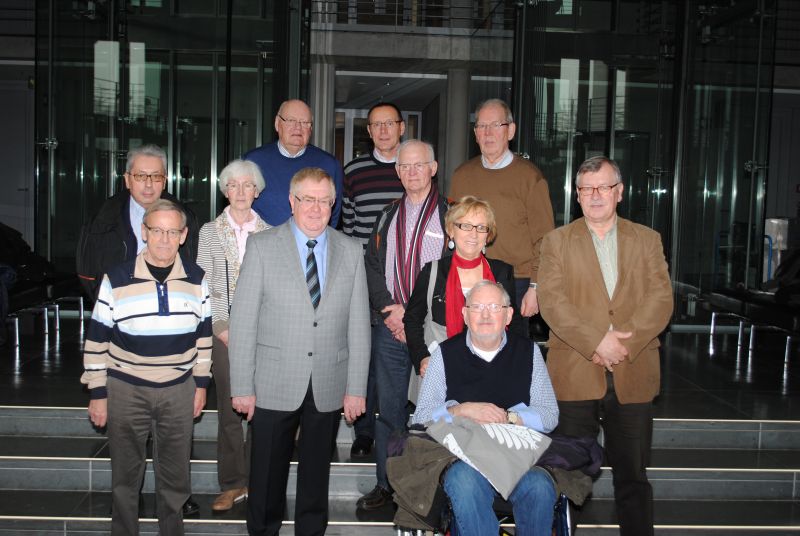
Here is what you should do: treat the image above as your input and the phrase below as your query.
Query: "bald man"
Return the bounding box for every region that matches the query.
[245,99,345,226]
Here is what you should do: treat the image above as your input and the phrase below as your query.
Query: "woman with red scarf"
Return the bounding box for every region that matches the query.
[404,196,527,377]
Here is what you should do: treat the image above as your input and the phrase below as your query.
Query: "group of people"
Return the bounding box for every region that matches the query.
[78,96,673,536]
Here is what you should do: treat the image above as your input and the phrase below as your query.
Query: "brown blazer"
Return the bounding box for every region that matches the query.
[538,217,673,404]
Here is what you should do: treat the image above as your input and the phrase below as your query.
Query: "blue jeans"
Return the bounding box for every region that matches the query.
[372,323,412,489]
[444,461,556,536]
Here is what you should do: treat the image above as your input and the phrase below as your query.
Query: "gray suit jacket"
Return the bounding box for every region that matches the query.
[228,221,371,412]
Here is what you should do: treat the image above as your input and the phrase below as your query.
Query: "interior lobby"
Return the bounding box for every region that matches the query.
[0,0,799,534]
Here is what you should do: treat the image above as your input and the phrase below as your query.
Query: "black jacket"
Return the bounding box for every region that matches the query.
[365,195,450,326]
[76,189,200,300]
[403,254,527,372]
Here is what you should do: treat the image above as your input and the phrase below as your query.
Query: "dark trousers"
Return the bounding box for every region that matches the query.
[247,381,339,536]
[352,347,377,440]
[212,336,250,490]
[555,374,654,536]
[107,375,195,536]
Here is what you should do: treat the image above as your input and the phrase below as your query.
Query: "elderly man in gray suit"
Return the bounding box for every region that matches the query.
[228,166,371,536]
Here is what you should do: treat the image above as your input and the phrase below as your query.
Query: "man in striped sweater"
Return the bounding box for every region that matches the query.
[342,102,406,459]
[81,199,212,536]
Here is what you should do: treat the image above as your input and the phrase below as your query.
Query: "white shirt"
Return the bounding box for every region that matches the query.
[129,197,147,254]
[373,148,397,164]
[481,149,514,170]
[278,141,307,159]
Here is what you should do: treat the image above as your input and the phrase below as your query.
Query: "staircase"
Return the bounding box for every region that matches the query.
[0,407,798,535]
[1,316,799,534]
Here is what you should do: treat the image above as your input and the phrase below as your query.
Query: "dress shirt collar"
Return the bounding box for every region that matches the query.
[480,149,514,170]
[278,141,307,159]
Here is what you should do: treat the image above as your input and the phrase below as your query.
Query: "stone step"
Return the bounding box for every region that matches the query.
[3,406,800,450]
[1,444,798,502]
[0,492,797,535]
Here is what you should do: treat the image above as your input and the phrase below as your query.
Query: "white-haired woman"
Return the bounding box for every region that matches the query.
[197,159,270,511]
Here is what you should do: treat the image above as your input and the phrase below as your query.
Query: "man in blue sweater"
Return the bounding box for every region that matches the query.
[245,99,344,227]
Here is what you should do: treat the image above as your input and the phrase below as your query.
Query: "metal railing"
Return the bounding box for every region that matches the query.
[311,0,515,32]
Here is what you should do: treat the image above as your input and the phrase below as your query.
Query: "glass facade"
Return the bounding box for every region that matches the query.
[33,0,784,316]
[514,0,778,310]
[34,0,302,271]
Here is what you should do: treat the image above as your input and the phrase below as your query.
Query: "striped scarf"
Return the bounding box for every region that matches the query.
[392,188,440,305]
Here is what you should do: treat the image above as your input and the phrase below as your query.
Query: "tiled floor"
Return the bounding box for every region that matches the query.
[1,315,798,419]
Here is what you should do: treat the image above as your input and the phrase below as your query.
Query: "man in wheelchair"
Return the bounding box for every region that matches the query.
[410,280,559,536]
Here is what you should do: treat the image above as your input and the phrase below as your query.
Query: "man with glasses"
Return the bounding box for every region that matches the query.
[342,101,407,459]
[228,167,370,535]
[450,99,554,318]
[77,144,199,302]
[81,199,212,535]
[412,280,559,536]
[358,139,449,510]
[538,156,673,536]
[245,99,345,227]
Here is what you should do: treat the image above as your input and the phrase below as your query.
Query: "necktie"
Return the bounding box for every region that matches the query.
[306,239,321,308]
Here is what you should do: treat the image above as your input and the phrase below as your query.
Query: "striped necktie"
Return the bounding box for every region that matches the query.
[306,239,321,308]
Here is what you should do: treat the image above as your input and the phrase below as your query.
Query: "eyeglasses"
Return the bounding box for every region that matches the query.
[397,162,432,173]
[368,119,402,129]
[454,222,490,234]
[144,224,184,240]
[576,183,620,197]
[226,182,257,192]
[294,195,334,208]
[465,303,509,314]
[278,114,313,129]
[129,172,166,184]
[474,122,510,132]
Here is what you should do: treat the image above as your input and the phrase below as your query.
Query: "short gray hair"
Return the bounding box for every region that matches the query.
[289,167,336,199]
[475,99,514,124]
[218,159,266,194]
[575,156,622,186]
[466,280,511,307]
[397,139,435,163]
[126,144,167,174]
[143,198,187,229]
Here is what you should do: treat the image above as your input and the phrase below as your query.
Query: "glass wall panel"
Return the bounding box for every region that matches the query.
[673,1,777,293]
[35,1,289,269]
[175,53,213,221]
[35,1,115,269]
[513,0,778,318]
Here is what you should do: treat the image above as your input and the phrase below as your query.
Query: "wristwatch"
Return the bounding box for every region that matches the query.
[528,282,538,290]
[507,410,521,425]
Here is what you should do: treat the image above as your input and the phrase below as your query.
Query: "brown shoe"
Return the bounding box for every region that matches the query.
[212,487,248,512]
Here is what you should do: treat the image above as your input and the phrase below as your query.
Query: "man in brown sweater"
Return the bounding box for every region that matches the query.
[449,99,554,317]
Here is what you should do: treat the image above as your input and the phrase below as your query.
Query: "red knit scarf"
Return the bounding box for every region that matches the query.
[445,252,495,337]
[392,188,440,305]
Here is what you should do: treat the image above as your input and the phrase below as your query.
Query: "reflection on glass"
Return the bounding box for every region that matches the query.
[175,54,213,222]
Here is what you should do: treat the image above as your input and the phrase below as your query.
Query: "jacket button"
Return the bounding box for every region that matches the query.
[308,352,313,357]
[313,322,318,327]
[608,310,614,316]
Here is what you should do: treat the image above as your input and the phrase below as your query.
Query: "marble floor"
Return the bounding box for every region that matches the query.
[1,315,798,419]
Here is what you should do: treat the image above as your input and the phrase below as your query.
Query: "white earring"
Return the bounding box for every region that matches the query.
[448,239,455,250]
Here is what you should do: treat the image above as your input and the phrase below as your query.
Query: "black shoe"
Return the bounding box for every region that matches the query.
[350,434,373,458]
[183,496,200,516]
[356,485,392,510]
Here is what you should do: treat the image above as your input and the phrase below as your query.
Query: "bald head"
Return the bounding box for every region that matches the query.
[275,99,313,155]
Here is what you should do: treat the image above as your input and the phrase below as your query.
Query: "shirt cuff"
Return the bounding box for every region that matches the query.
[431,400,459,423]
[194,376,211,389]
[509,402,544,432]
[90,386,108,400]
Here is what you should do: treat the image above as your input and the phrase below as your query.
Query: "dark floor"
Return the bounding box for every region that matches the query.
[1,315,799,420]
